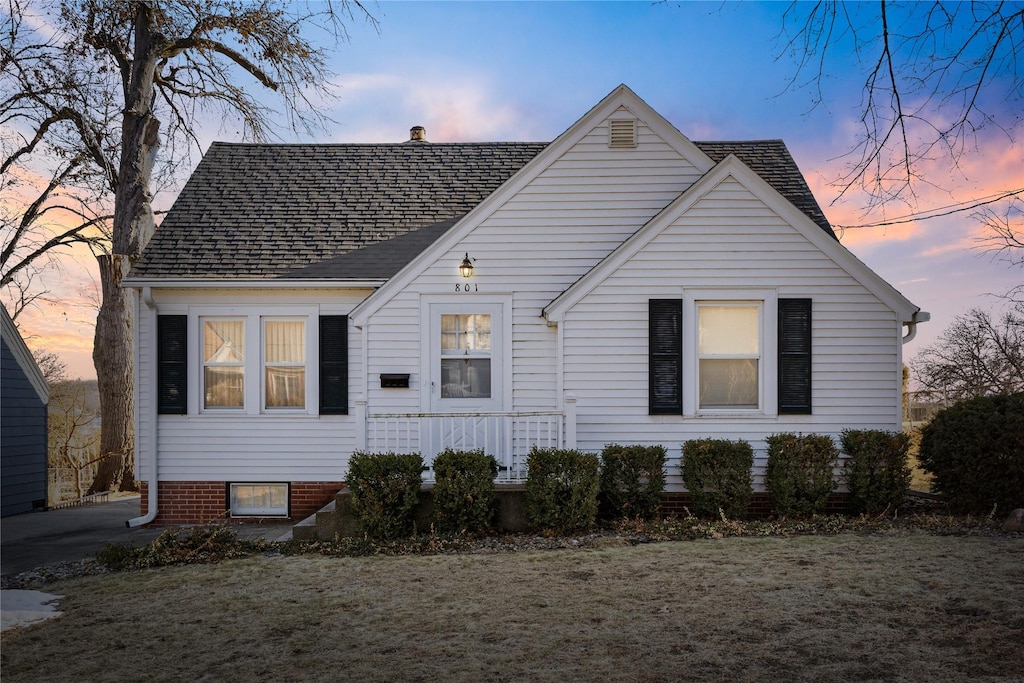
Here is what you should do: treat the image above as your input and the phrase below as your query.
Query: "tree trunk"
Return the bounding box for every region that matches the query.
[89,5,162,494]
[88,254,136,493]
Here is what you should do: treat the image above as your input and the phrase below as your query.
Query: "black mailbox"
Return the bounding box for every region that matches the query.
[380,373,410,389]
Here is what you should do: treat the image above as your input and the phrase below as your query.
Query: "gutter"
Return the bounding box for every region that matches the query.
[127,286,159,528]
[902,310,931,344]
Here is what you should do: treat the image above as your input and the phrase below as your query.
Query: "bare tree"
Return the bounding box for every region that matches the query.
[48,378,100,500]
[778,1,1023,208]
[911,306,1024,403]
[2,0,377,493]
[974,197,1024,302]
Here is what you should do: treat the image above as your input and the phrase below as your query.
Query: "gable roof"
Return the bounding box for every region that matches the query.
[128,89,835,285]
[542,154,920,324]
[129,141,547,280]
[1,305,49,404]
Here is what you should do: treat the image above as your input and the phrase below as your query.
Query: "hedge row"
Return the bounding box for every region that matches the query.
[346,429,918,539]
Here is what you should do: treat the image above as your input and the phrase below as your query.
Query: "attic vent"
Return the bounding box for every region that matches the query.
[608,119,637,148]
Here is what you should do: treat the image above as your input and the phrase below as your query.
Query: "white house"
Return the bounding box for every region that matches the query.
[124,85,927,525]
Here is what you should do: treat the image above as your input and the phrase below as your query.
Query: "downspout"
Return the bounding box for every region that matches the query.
[127,286,159,527]
[902,310,931,344]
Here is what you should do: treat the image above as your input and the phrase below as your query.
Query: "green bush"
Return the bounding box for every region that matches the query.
[841,429,912,515]
[525,447,600,533]
[347,451,424,540]
[598,444,666,520]
[765,433,839,516]
[431,448,499,533]
[918,393,1024,514]
[681,438,754,519]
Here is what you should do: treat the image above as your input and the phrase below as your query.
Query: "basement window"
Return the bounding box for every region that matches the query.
[609,118,637,148]
[230,483,289,517]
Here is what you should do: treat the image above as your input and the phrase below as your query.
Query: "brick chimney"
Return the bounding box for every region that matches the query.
[409,126,427,142]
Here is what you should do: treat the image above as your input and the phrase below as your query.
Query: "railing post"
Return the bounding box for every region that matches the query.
[564,392,577,449]
[354,396,367,451]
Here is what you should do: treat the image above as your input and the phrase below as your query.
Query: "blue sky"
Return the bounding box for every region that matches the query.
[17,1,1023,380]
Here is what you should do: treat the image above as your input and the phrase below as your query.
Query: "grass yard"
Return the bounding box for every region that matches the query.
[2,533,1022,682]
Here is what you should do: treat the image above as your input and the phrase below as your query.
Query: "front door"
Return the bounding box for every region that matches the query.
[425,300,507,461]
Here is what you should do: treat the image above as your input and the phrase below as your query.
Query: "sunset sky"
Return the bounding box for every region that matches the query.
[8,1,1023,382]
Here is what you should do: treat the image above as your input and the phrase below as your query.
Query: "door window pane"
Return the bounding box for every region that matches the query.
[203,319,244,408]
[441,358,491,398]
[440,314,491,399]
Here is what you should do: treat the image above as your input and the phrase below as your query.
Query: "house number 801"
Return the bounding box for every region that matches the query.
[455,283,479,293]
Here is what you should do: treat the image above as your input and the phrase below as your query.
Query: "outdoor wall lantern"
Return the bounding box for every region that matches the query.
[459,253,474,278]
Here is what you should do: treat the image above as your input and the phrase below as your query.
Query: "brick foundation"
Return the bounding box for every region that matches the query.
[139,481,344,526]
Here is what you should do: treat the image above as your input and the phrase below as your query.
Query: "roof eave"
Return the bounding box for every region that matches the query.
[121,278,386,289]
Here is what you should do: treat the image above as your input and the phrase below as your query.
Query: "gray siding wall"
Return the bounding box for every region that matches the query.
[1,337,48,516]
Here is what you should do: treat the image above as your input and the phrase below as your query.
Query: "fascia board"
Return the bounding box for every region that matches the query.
[543,156,739,323]
[1,305,49,403]
[121,278,385,289]
[544,155,921,323]
[721,157,923,321]
[351,85,717,326]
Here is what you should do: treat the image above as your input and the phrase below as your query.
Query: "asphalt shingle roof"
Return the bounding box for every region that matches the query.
[130,138,834,281]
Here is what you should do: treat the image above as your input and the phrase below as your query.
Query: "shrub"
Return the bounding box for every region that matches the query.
[525,447,600,533]
[598,444,666,520]
[841,429,912,515]
[765,433,838,516]
[918,393,1024,514]
[347,451,424,540]
[681,438,754,519]
[97,527,262,570]
[431,448,499,533]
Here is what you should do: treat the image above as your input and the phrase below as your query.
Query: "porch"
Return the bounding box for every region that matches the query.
[353,394,577,482]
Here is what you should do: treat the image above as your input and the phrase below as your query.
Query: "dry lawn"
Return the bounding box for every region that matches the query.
[2,534,1022,682]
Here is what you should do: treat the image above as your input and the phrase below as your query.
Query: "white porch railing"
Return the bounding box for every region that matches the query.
[355,394,576,482]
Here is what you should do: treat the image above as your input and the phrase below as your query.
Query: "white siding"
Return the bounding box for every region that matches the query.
[365,116,704,419]
[138,287,371,481]
[561,177,904,490]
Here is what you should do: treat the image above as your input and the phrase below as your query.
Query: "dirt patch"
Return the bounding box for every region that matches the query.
[2,534,1021,681]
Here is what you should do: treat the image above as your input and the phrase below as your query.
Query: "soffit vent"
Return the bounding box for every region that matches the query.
[608,118,637,148]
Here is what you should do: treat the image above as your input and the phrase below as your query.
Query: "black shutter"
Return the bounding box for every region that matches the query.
[319,315,348,415]
[157,315,188,415]
[649,299,683,415]
[778,298,812,414]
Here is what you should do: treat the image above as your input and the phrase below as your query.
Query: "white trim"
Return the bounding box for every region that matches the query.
[122,279,385,290]
[419,295,512,413]
[189,305,319,416]
[1,305,49,404]
[350,84,716,327]
[682,289,778,417]
[229,482,289,517]
[543,155,921,324]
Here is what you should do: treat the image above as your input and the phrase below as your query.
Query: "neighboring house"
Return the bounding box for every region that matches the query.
[124,85,927,525]
[1,305,49,517]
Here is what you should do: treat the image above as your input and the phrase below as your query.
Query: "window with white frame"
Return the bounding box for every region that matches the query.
[263,319,306,409]
[203,318,245,409]
[697,302,762,410]
[230,483,288,517]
